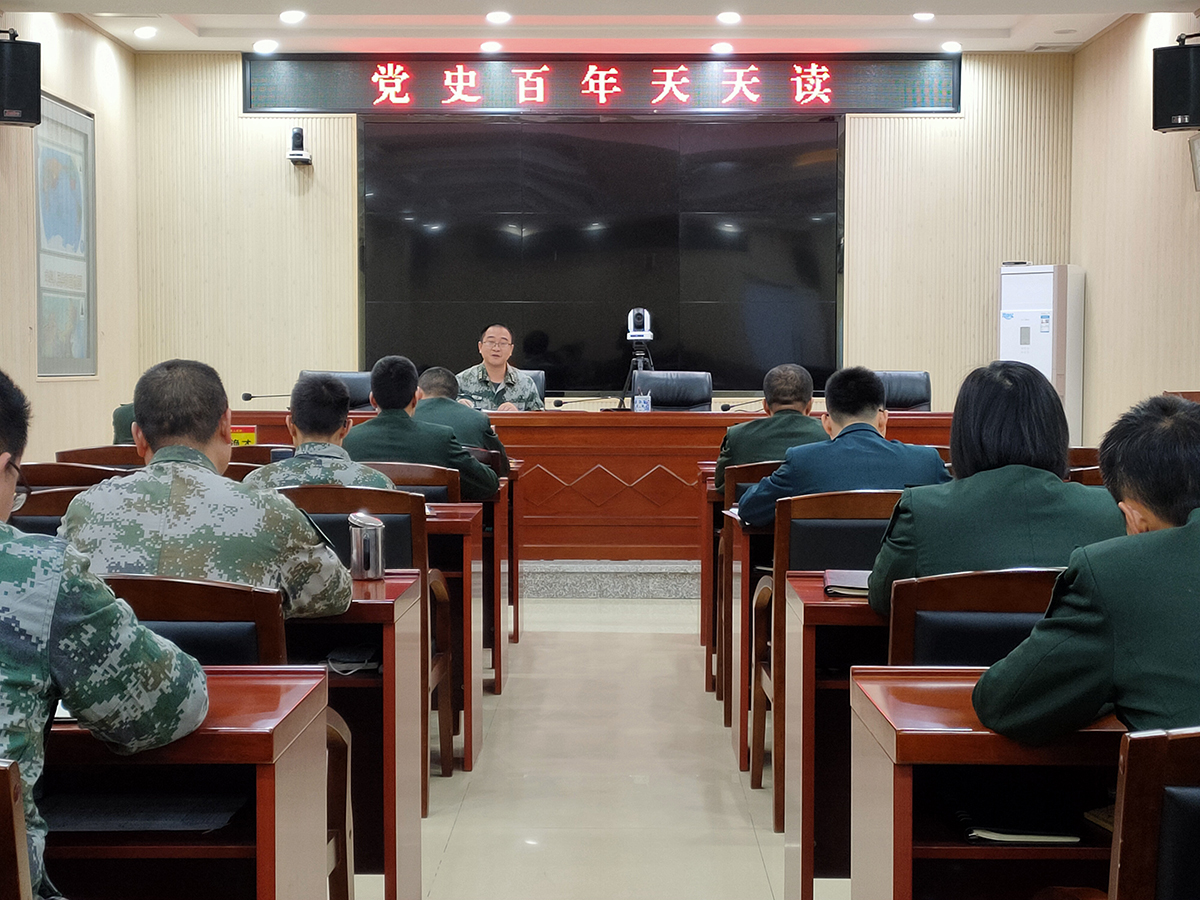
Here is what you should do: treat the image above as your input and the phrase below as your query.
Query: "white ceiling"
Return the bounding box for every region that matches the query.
[3,1,1196,55]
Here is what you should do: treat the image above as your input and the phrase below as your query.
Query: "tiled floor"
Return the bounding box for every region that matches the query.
[356,597,850,900]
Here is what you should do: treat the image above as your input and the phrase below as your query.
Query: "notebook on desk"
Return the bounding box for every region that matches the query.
[824,569,870,597]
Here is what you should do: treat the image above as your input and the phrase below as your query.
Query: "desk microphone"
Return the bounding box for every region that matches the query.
[552,396,616,408]
[241,392,291,402]
[720,399,762,412]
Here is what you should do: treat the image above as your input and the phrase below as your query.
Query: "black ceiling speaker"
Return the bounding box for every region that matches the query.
[0,35,40,127]
[1154,42,1200,132]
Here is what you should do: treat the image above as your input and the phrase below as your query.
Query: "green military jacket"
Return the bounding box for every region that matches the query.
[713,408,828,491]
[59,445,352,618]
[973,509,1200,745]
[0,525,208,897]
[412,396,510,475]
[867,464,1126,615]
[455,363,544,411]
[112,402,135,445]
[342,408,500,501]
[243,442,394,490]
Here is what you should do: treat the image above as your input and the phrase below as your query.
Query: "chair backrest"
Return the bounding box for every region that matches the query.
[514,368,546,401]
[7,516,61,537]
[465,446,505,476]
[876,371,932,411]
[772,491,901,581]
[23,462,129,488]
[887,568,1062,666]
[54,444,143,467]
[223,461,262,482]
[1109,727,1200,900]
[1069,446,1100,468]
[631,370,713,411]
[15,487,85,517]
[361,462,461,502]
[723,460,784,510]
[299,369,373,410]
[101,574,288,665]
[0,759,32,900]
[229,445,274,465]
[1069,466,1104,486]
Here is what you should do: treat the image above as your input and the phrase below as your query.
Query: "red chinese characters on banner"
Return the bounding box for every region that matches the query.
[792,63,833,105]
[512,65,551,104]
[651,66,691,105]
[372,62,412,106]
[721,65,761,104]
[581,65,622,105]
[442,64,483,104]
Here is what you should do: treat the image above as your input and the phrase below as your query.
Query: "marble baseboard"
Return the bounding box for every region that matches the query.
[521,560,700,600]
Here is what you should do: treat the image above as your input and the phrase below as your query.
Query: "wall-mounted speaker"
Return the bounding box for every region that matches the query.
[0,38,40,127]
[1154,43,1200,132]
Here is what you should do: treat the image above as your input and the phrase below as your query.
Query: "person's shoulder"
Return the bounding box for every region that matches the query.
[2,522,69,560]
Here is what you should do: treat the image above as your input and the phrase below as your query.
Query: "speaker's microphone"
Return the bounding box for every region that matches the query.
[720,398,762,412]
[552,396,616,408]
[241,392,291,402]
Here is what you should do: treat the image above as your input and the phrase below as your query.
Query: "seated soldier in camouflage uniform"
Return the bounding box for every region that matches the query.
[455,324,544,411]
[0,368,209,899]
[60,359,351,619]
[244,373,393,491]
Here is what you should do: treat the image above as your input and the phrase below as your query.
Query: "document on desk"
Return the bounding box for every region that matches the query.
[823,569,870,597]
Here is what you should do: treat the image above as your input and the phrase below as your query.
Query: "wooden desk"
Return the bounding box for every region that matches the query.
[481,479,511,694]
[427,503,485,770]
[783,572,888,900]
[45,667,328,900]
[697,461,721,691]
[849,667,1123,900]
[286,573,422,900]
[507,460,523,643]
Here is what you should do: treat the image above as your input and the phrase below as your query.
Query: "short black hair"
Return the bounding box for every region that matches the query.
[824,366,885,423]
[290,374,350,436]
[417,366,459,400]
[370,355,419,410]
[479,324,513,342]
[763,364,814,409]
[949,361,1069,480]
[0,368,31,459]
[1099,394,1200,526]
[134,359,228,451]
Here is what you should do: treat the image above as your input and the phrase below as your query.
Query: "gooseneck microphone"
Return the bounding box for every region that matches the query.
[720,398,762,412]
[553,396,616,408]
[241,392,291,402]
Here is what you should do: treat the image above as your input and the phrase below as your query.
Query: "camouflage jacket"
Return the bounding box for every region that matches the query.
[455,364,544,411]
[243,442,393,491]
[59,445,352,618]
[0,524,208,897]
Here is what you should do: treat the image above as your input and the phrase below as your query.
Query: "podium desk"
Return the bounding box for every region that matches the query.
[784,573,888,900]
[849,667,1123,900]
[427,503,485,770]
[45,666,328,900]
[287,572,423,900]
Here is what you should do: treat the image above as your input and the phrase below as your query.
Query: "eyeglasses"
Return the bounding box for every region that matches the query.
[7,460,30,514]
[481,340,512,349]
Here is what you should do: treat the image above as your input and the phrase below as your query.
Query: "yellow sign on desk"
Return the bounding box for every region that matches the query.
[230,425,257,446]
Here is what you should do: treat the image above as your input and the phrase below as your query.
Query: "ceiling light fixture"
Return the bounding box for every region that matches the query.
[133,25,157,39]
[481,40,503,52]
[279,10,306,24]
[711,41,734,54]
[486,11,512,24]
[717,11,741,25]
[941,40,962,53]
[913,12,935,21]
[253,39,279,54]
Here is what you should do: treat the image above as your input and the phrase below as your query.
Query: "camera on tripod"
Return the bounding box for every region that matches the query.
[627,307,654,342]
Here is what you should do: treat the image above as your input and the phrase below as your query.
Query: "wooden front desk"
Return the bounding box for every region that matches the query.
[286,572,422,900]
[45,667,328,900]
[697,461,721,686]
[849,667,1123,900]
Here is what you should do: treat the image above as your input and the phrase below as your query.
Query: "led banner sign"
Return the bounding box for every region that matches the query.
[244,54,959,115]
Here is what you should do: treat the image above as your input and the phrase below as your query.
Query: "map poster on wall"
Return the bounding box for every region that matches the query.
[35,96,96,376]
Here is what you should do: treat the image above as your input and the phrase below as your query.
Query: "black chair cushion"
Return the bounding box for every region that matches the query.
[298,370,373,411]
[911,611,1044,666]
[143,621,260,666]
[1157,786,1200,900]
[307,513,414,570]
[630,370,713,411]
[270,447,295,462]
[394,484,450,503]
[789,518,889,571]
[877,371,932,412]
[10,516,61,536]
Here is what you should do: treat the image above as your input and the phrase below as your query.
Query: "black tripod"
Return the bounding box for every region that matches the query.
[617,341,654,409]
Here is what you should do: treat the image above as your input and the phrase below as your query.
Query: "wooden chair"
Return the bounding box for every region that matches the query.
[223,461,262,482]
[23,462,129,488]
[464,446,506,477]
[229,444,276,465]
[1069,447,1100,468]
[1069,466,1104,486]
[887,568,1062,666]
[279,485,455,817]
[361,462,462,502]
[325,709,356,900]
[0,760,33,900]
[14,487,85,517]
[753,490,901,833]
[54,445,143,467]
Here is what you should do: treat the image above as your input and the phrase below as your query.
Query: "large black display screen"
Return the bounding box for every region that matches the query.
[362,120,839,392]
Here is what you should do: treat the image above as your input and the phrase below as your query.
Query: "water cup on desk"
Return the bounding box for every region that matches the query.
[633,391,652,412]
[349,511,385,580]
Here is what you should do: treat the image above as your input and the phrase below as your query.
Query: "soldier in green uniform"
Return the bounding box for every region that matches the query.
[111,401,135,444]
[60,359,351,619]
[455,324,544,411]
[713,364,828,492]
[244,373,393,491]
[0,368,208,898]
[973,394,1200,744]
[344,356,500,502]
[413,366,510,476]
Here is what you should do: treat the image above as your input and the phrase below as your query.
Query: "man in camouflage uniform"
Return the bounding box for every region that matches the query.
[0,368,208,899]
[456,324,544,411]
[60,359,351,619]
[244,373,393,491]
[413,366,510,476]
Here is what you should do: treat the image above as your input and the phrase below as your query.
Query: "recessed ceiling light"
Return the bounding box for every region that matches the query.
[717,11,741,25]
[279,10,305,24]
[481,40,503,53]
[941,40,962,53]
[913,12,935,21]
[133,25,157,39]
[253,39,279,54]
[486,11,512,24]
[711,42,734,54]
